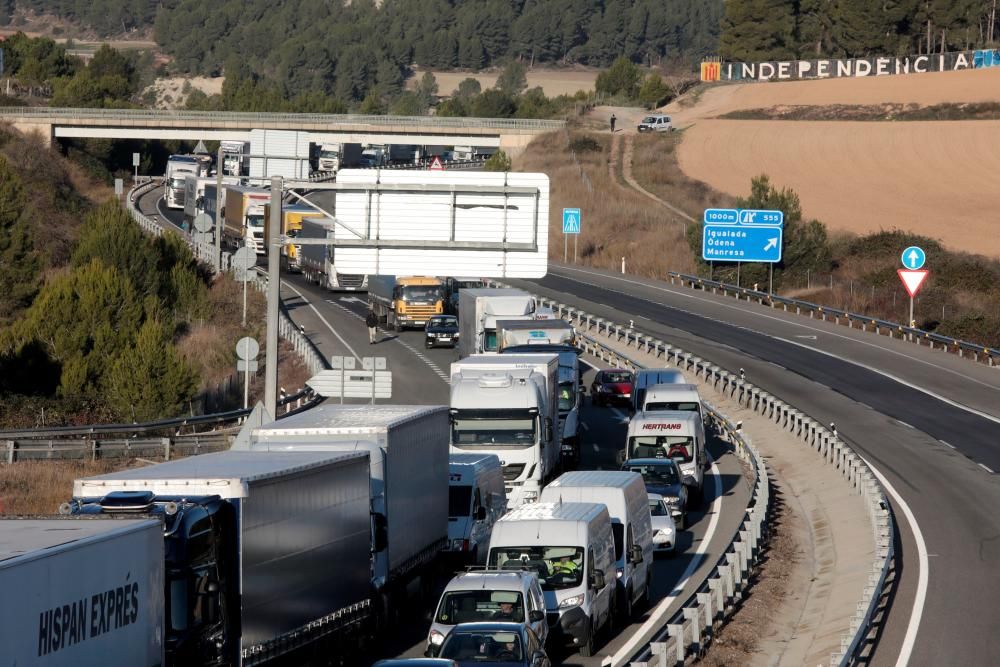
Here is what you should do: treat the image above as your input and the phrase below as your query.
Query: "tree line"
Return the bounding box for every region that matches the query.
[720,0,1000,62]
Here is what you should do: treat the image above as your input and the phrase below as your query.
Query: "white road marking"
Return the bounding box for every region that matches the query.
[580,422,590,431]
[281,281,360,360]
[979,463,995,474]
[940,440,956,450]
[861,455,928,667]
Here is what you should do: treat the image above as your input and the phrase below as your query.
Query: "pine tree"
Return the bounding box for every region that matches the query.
[719,0,798,61]
[0,155,40,323]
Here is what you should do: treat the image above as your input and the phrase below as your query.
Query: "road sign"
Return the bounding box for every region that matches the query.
[236,359,259,372]
[704,208,739,224]
[563,208,581,234]
[737,209,784,226]
[114,178,123,197]
[236,337,260,360]
[898,269,929,297]
[429,156,444,171]
[702,224,783,263]
[901,246,926,270]
[232,247,256,282]
[193,212,213,233]
[312,357,392,400]
[132,152,140,168]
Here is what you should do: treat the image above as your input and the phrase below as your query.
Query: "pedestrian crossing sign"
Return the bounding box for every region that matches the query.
[563,208,581,234]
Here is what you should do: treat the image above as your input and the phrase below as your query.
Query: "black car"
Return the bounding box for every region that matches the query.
[425,315,460,348]
[437,622,551,667]
[622,457,690,528]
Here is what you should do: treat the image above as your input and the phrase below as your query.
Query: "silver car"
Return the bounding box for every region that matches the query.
[426,570,547,656]
[647,494,677,556]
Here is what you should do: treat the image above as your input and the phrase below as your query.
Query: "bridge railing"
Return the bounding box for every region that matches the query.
[669,271,1000,366]
[492,281,895,667]
[0,106,565,131]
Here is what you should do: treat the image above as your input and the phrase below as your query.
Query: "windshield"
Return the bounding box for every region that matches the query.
[604,371,632,384]
[643,116,658,123]
[649,499,669,516]
[449,485,473,518]
[401,285,443,303]
[458,280,484,289]
[246,214,265,228]
[440,629,524,662]
[629,436,694,464]
[169,177,187,189]
[488,546,585,590]
[429,316,457,328]
[319,150,338,159]
[645,401,699,412]
[452,415,536,447]
[558,382,575,412]
[627,462,680,486]
[435,590,524,625]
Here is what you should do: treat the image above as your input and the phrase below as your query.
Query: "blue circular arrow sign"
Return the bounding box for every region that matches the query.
[901,246,926,270]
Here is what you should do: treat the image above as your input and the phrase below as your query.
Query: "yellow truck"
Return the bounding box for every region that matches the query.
[263,203,325,271]
[368,276,445,330]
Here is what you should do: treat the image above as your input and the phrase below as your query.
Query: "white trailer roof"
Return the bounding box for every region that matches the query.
[454,354,558,369]
[546,470,642,491]
[499,501,607,524]
[0,518,159,563]
[73,450,364,498]
[254,404,446,437]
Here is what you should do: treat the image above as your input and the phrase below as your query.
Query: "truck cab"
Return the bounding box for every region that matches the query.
[369,276,445,330]
[623,410,706,500]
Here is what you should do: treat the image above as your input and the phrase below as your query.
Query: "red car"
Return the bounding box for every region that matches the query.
[590,369,634,407]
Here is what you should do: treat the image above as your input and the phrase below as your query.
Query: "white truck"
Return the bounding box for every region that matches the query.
[183,174,239,230]
[1,517,165,667]
[220,140,250,176]
[247,404,450,628]
[70,450,374,666]
[458,288,538,359]
[623,410,707,500]
[298,217,369,291]
[497,319,583,466]
[450,354,561,508]
[316,142,363,172]
[164,155,200,209]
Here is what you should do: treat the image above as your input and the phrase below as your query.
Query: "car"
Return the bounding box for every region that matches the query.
[436,622,552,667]
[373,660,458,667]
[426,570,547,656]
[590,369,634,407]
[426,315,460,348]
[646,493,677,555]
[637,114,673,132]
[622,458,689,529]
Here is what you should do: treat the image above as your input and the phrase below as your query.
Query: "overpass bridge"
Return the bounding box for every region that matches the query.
[0,107,564,155]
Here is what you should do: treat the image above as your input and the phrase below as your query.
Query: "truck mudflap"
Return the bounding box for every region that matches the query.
[242,599,372,666]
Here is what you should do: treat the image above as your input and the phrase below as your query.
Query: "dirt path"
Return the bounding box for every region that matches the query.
[619,134,696,227]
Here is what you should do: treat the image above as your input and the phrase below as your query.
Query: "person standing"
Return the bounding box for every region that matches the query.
[366,309,379,344]
[610,113,617,133]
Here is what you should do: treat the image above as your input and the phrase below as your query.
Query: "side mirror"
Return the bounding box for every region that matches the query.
[630,544,643,564]
[591,569,606,590]
[528,610,545,623]
[373,513,388,552]
[475,506,487,521]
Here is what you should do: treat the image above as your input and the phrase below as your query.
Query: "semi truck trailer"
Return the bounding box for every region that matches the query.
[262,202,324,272]
[224,185,271,254]
[298,217,369,291]
[457,288,538,358]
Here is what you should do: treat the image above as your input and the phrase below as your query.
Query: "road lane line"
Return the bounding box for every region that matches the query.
[979,463,995,474]
[281,281,360,360]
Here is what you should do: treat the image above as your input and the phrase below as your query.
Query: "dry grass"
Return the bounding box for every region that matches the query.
[515,129,696,279]
[0,459,140,515]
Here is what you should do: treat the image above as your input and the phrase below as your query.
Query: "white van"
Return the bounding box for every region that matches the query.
[487,502,616,657]
[540,471,654,620]
[641,382,704,422]
[631,369,687,414]
[624,411,707,500]
[426,569,546,655]
[446,453,507,564]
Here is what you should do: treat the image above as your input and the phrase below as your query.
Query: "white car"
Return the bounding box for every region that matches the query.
[637,114,673,132]
[648,493,677,556]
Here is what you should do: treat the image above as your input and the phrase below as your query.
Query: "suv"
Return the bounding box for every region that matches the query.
[637,114,673,133]
[426,570,547,656]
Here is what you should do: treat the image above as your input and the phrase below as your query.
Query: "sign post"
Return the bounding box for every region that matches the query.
[562,208,581,263]
[236,337,260,410]
[232,246,256,326]
[132,152,140,182]
[898,245,929,335]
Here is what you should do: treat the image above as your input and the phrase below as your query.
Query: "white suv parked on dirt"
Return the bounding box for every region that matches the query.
[637,114,673,132]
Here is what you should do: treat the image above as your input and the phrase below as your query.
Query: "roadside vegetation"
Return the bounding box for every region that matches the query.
[721,102,1000,122]
[0,459,131,515]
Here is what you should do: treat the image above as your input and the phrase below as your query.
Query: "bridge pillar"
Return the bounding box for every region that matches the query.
[498,132,537,158]
[7,120,53,147]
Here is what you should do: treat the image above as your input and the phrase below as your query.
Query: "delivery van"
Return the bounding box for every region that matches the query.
[631,369,687,413]
[487,502,615,657]
[446,453,507,564]
[540,471,653,620]
[623,410,706,501]
[641,382,704,422]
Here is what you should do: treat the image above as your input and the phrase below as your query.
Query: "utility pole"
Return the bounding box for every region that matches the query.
[214,145,224,273]
[264,176,282,418]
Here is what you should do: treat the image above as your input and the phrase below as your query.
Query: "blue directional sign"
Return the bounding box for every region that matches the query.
[562,208,581,234]
[737,209,784,226]
[901,246,926,270]
[703,225,783,263]
[704,208,739,224]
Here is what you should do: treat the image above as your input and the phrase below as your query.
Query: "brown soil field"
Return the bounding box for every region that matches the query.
[410,68,598,98]
[668,68,1000,257]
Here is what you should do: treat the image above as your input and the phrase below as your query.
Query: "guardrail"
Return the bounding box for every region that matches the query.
[493,281,895,666]
[669,271,1000,367]
[0,106,565,131]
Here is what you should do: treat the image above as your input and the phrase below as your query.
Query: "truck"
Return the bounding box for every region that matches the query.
[1,517,165,667]
[386,144,418,165]
[224,185,271,254]
[164,155,201,209]
[368,275,446,330]
[497,319,582,467]
[220,140,250,176]
[315,142,363,172]
[247,404,450,627]
[183,174,239,230]
[450,353,561,508]
[444,276,485,315]
[457,288,538,359]
[262,202,325,272]
[298,217,369,291]
[69,450,373,666]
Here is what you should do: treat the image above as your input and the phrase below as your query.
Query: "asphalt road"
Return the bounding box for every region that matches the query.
[507,264,1000,667]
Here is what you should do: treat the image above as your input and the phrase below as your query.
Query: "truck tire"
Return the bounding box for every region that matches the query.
[579,617,596,657]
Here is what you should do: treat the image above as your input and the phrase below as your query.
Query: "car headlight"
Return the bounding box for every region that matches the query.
[522,490,539,502]
[559,595,584,609]
[616,567,624,578]
[429,630,445,646]
[666,496,681,508]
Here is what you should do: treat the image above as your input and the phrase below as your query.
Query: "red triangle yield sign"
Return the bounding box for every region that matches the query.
[429,156,444,171]
[897,269,929,297]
